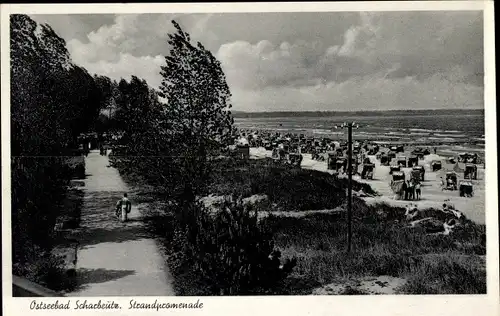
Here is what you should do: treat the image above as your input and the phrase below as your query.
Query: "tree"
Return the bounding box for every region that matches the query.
[10,15,105,288]
[158,20,236,202]
[112,76,166,152]
[11,15,105,155]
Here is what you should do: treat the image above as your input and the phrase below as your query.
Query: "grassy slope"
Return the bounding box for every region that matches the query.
[264,202,486,294]
[209,158,375,211]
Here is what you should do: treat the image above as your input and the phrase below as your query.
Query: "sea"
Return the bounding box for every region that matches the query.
[234,113,485,155]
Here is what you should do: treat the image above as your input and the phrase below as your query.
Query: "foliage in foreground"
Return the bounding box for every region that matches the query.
[145,198,296,295]
[12,246,77,292]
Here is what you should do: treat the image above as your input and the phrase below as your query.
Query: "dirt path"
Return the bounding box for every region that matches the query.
[67,150,175,296]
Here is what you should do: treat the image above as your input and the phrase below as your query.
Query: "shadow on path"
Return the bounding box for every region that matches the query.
[76,223,152,248]
[74,268,136,291]
[72,191,154,247]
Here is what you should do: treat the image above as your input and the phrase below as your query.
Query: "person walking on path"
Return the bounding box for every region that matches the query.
[116,193,132,222]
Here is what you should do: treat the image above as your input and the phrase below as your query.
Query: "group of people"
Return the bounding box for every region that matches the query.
[403,179,422,200]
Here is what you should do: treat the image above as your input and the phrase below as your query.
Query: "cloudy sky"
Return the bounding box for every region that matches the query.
[31,11,483,112]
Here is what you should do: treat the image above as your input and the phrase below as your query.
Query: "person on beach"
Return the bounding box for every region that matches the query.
[446,177,454,189]
[396,180,406,200]
[415,182,421,200]
[116,193,132,222]
[407,181,412,200]
[404,181,409,200]
[407,180,415,200]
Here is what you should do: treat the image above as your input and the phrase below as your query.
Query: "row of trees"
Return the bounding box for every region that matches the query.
[10,14,110,288]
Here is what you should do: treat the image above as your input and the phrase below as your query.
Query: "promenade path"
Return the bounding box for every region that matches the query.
[67,150,175,296]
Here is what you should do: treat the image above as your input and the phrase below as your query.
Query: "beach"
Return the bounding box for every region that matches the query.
[250,146,485,224]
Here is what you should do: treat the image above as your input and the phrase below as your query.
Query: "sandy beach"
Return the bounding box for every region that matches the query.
[250,147,485,224]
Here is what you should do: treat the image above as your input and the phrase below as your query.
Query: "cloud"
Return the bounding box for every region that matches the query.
[67,14,172,63]
[217,40,328,89]
[230,74,483,112]
[30,14,116,43]
[79,52,165,89]
[45,11,483,111]
[64,13,216,87]
[66,13,224,63]
[215,11,483,111]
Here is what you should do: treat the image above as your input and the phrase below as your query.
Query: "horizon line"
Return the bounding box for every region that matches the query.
[232,108,484,113]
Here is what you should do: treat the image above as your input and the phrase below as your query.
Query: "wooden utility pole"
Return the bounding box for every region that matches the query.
[335,122,357,253]
[347,123,353,253]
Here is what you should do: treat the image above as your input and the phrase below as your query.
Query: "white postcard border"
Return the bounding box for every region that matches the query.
[1,2,498,316]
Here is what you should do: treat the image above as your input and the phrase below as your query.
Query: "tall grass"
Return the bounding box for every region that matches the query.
[263,202,486,294]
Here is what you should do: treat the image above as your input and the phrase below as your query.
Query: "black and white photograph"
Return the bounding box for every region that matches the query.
[2,1,498,311]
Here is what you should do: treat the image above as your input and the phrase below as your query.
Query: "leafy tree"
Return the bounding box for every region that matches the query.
[94,75,114,109]
[10,14,106,289]
[112,76,166,152]
[11,15,105,155]
[108,76,172,187]
[158,20,236,202]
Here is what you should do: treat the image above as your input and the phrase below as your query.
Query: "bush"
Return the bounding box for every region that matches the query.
[11,156,85,293]
[12,244,76,292]
[177,196,296,295]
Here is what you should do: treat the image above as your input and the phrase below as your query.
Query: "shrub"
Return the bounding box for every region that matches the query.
[12,244,76,292]
[179,196,296,295]
[263,200,486,295]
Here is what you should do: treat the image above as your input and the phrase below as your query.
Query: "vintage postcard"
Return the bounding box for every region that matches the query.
[1,1,498,316]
